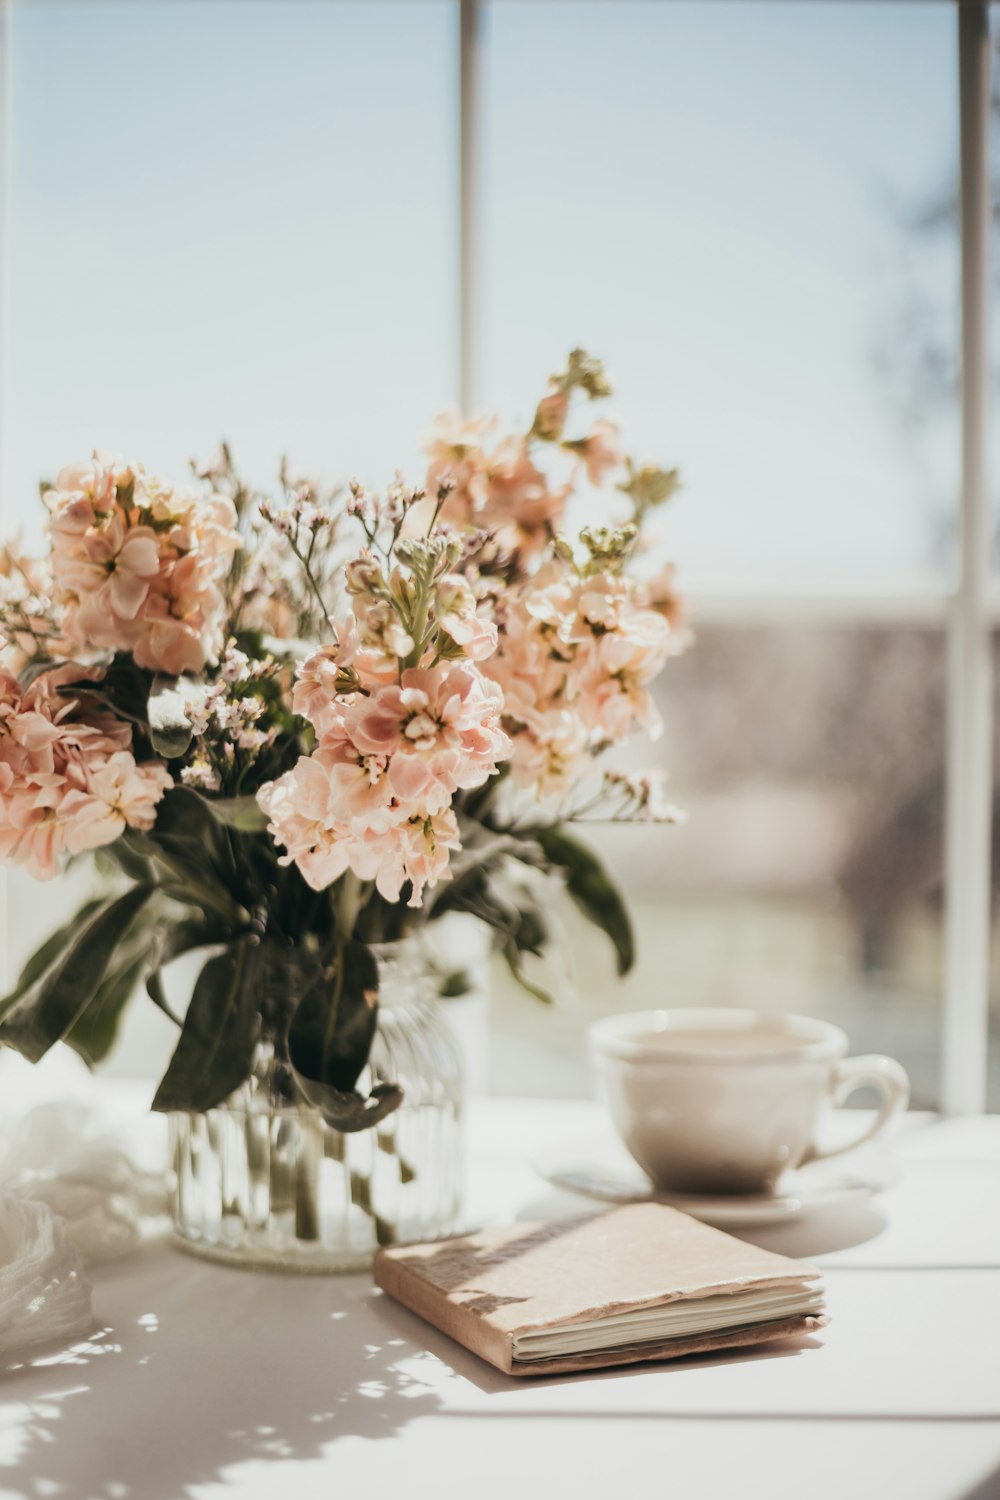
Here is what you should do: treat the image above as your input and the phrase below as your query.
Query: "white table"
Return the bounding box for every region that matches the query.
[0,1094,998,1500]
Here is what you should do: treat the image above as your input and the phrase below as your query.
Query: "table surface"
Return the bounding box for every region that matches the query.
[0,1090,998,1500]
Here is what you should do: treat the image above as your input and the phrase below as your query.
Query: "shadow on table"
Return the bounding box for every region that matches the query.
[0,1241,450,1500]
[514,1189,889,1260]
[960,1462,1000,1500]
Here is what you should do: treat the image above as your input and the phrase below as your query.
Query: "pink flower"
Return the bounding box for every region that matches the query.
[434,575,498,662]
[485,558,671,798]
[572,419,623,485]
[532,387,570,442]
[365,810,461,908]
[46,454,241,675]
[425,418,568,554]
[52,512,160,624]
[60,752,173,853]
[0,667,171,879]
[256,759,354,892]
[345,666,510,808]
[259,660,510,904]
[480,438,569,556]
[635,562,690,642]
[425,411,494,526]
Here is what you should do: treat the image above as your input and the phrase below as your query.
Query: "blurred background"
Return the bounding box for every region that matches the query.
[2,0,997,1108]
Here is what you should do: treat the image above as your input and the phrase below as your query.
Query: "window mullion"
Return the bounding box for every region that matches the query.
[459,0,483,416]
[944,0,993,1114]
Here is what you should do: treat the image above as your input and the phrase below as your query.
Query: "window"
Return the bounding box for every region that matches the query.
[0,0,993,1109]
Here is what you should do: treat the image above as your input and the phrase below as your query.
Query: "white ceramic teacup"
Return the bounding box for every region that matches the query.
[588,1008,910,1195]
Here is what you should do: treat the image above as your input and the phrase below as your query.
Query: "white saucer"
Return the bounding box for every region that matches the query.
[533,1132,900,1227]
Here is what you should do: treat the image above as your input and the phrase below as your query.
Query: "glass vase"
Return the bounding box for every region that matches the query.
[167,942,464,1272]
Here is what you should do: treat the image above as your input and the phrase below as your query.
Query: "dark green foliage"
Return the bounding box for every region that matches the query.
[287,941,402,1132]
[0,886,154,1061]
[151,940,261,1112]
[536,827,635,976]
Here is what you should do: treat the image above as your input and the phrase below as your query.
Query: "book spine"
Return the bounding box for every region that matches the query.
[373,1253,515,1375]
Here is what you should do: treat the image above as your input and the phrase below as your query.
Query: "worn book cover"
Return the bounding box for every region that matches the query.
[374,1203,826,1377]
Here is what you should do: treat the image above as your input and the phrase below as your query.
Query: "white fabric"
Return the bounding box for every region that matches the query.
[0,1094,167,1358]
[0,1102,166,1265]
[0,1193,91,1355]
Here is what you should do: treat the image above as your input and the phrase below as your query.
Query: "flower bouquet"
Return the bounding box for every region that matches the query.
[0,351,686,1263]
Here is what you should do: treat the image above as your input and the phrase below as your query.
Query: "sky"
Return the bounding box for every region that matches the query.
[4,0,962,586]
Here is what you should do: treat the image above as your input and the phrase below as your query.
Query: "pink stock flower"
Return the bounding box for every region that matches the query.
[434,576,498,662]
[46,453,240,675]
[425,412,494,526]
[572,419,624,485]
[364,809,461,908]
[344,666,510,805]
[60,751,172,853]
[532,387,570,442]
[426,419,568,555]
[259,660,509,905]
[485,559,671,798]
[0,666,171,880]
[479,438,569,556]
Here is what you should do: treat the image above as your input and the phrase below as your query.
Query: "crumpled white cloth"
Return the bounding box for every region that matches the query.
[0,1101,168,1356]
[0,1103,167,1265]
[0,1192,92,1355]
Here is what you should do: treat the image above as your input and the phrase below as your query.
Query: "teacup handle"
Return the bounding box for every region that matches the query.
[804,1054,910,1164]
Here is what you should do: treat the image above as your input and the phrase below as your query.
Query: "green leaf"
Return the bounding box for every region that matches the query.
[537,827,635,976]
[500,943,554,1005]
[56,656,149,726]
[436,878,555,1004]
[146,967,181,1026]
[66,947,150,1066]
[142,915,230,1028]
[288,940,379,1094]
[438,968,470,999]
[202,796,268,833]
[148,674,202,758]
[102,836,156,885]
[124,790,245,923]
[0,898,105,1019]
[0,886,155,1061]
[287,941,402,1133]
[291,1076,403,1134]
[151,939,260,1112]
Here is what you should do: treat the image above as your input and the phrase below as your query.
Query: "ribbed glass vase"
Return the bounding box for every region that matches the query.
[168,942,464,1272]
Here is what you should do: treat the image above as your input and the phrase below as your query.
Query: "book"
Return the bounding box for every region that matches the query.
[373,1202,826,1377]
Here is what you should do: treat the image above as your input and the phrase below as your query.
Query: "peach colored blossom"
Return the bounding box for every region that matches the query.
[434,575,498,661]
[425,411,494,526]
[573,419,624,485]
[259,659,509,903]
[532,387,570,442]
[366,810,460,908]
[0,667,171,879]
[485,558,671,798]
[53,513,160,623]
[257,759,355,892]
[46,454,241,675]
[635,562,690,643]
[60,752,172,853]
[480,438,569,556]
[343,666,510,803]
